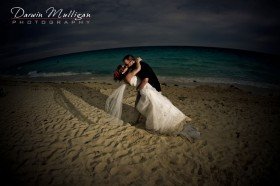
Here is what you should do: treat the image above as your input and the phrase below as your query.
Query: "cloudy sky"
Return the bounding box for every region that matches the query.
[1,0,280,68]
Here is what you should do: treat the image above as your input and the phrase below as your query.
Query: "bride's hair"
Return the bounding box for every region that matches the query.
[113,65,128,81]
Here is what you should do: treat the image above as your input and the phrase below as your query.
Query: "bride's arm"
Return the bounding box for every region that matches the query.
[125,57,141,83]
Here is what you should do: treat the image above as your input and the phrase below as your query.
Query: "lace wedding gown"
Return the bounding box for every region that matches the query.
[129,76,192,133]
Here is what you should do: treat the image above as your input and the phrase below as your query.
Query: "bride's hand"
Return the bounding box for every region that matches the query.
[136,57,142,63]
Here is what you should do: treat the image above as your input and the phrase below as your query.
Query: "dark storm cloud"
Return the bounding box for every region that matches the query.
[1,0,280,68]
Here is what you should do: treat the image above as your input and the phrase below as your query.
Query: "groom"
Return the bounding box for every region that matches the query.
[123,54,161,93]
[123,54,161,92]
[123,54,161,122]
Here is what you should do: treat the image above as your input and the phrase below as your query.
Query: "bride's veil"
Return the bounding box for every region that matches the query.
[105,83,127,119]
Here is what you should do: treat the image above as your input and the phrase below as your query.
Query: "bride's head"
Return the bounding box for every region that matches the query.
[113,64,128,81]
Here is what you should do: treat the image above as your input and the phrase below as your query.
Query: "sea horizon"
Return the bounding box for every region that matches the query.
[1,46,279,88]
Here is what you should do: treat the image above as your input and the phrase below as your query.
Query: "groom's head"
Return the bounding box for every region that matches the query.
[123,54,135,68]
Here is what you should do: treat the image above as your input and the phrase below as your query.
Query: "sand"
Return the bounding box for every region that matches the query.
[0,76,280,185]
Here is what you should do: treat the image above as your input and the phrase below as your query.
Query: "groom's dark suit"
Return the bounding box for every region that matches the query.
[130,61,161,110]
[130,61,161,92]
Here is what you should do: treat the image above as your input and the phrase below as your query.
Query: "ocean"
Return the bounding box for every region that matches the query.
[1,46,280,87]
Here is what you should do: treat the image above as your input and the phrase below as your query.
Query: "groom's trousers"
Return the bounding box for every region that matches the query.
[135,91,141,108]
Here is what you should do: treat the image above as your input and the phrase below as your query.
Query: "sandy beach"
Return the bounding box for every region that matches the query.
[0,76,279,185]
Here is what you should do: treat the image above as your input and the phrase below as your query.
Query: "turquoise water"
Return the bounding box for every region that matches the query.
[1,46,280,87]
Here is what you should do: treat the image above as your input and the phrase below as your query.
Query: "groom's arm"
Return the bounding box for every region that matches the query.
[137,78,149,90]
[138,62,154,78]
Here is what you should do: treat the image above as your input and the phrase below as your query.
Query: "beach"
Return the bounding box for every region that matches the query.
[0,76,279,185]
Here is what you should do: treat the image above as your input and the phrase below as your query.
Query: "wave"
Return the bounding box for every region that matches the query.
[27,71,92,77]
[8,70,279,88]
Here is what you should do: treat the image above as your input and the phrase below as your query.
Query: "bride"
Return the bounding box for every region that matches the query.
[106,58,199,140]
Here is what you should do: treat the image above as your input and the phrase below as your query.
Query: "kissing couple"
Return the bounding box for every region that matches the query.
[105,55,200,142]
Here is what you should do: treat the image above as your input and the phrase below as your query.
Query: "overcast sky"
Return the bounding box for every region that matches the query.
[1,0,280,68]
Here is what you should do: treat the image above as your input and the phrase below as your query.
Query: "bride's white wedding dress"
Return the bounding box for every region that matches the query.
[105,76,200,141]
[129,76,192,133]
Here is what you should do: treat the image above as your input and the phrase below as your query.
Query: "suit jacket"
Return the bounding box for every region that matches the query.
[130,61,161,92]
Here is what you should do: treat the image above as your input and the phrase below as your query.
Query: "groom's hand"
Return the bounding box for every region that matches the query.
[137,78,149,90]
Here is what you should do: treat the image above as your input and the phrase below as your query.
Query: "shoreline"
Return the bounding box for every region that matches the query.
[0,75,280,99]
[0,74,280,91]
